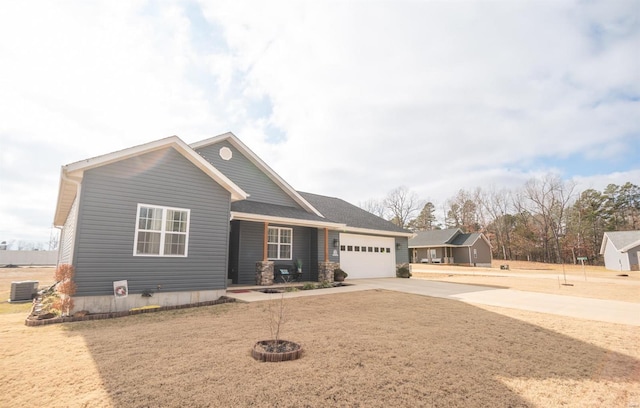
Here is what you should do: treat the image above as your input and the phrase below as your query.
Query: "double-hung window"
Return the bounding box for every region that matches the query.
[134,204,190,257]
[267,226,292,260]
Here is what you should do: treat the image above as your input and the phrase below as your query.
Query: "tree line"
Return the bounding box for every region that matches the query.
[361,176,640,265]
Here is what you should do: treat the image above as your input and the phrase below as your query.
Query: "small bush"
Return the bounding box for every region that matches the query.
[333,268,348,280]
[318,281,333,289]
[302,283,317,290]
[396,266,411,278]
[284,287,299,292]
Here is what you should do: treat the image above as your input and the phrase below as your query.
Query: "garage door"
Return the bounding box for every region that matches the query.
[339,233,395,279]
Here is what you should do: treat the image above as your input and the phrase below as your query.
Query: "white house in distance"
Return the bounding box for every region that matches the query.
[600,231,640,272]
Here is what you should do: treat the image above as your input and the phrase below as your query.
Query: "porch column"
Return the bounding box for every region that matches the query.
[324,228,329,261]
[255,222,274,285]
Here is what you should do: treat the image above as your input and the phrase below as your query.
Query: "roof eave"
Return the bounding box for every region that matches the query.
[230,211,345,229]
[341,226,415,238]
[620,239,640,253]
[53,137,249,227]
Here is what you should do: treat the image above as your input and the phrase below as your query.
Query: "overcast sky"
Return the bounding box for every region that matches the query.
[1,0,638,247]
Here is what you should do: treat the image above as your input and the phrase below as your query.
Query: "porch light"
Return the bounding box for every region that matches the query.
[333,238,339,248]
[396,243,401,250]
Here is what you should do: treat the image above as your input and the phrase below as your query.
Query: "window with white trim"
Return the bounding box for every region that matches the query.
[134,204,190,257]
[267,226,292,260]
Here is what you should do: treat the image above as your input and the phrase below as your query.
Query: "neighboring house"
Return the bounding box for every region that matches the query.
[599,231,640,272]
[53,133,412,313]
[409,228,492,267]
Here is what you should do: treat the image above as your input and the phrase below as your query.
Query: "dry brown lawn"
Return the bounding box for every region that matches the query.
[412,260,640,303]
[0,265,639,407]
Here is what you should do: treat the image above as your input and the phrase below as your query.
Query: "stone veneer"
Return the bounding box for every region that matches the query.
[256,261,274,285]
[318,261,339,282]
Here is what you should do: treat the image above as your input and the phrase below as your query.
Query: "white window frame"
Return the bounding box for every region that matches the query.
[267,226,293,260]
[133,204,190,257]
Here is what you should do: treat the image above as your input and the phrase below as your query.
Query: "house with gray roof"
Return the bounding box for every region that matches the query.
[409,228,492,267]
[54,132,412,313]
[599,231,640,272]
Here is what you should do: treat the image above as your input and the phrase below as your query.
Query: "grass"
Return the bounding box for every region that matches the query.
[0,264,638,407]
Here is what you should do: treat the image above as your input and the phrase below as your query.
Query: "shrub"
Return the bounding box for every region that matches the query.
[53,264,76,316]
[333,268,348,280]
[396,265,411,278]
[318,281,333,288]
[302,283,317,290]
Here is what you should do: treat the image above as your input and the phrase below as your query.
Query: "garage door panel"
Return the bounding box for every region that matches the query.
[339,233,395,279]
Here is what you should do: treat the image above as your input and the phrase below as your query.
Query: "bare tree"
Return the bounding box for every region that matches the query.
[523,174,576,263]
[479,187,514,260]
[359,198,387,218]
[384,186,422,229]
[445,189,483,232]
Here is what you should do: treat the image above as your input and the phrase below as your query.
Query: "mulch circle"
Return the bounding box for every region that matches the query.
[251,339,303,362]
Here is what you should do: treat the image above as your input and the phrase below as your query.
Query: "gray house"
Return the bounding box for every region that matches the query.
[409,228,492,267]
[54,133,412,313]
[600,231,640,272]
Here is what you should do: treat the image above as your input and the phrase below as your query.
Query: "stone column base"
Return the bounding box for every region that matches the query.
[318,261,339,282]
[256,261,274,285]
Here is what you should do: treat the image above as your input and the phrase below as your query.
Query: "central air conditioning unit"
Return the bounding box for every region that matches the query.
[9,281,39,302]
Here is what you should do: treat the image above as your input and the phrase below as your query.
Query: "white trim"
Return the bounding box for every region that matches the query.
[230,211,345,229]
[54,136,248,228]
[340,226,415,238]
[620,239,640,253]
[191,132,323,217]
[133,203,191,257]
[267,226,293,260]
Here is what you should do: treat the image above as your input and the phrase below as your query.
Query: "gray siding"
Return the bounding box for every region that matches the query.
[72,148,231,296]
[395,237,409,264]
[318,229,341,263]
[236,221,264,284]
[196,141,300,207]
[453,247,472,264]
[235,221,317,284]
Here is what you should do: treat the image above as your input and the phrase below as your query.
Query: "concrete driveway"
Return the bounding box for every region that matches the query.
[227,278,640,326]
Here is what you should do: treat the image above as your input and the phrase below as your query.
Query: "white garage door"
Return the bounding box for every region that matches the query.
[339,233,395,279]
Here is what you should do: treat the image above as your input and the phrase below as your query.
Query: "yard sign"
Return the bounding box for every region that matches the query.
[113,280,128,298]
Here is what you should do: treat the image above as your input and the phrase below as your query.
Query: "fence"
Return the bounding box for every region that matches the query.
[0,250,58,266]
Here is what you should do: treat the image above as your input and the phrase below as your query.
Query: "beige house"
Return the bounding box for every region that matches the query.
[409,228,492,267]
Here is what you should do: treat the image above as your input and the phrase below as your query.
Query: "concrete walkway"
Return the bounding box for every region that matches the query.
[226,278,640,326]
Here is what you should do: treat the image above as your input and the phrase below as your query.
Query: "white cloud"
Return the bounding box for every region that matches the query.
[0,0,638,244]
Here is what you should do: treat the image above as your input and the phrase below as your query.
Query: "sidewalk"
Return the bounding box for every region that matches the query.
[226,278,640,326]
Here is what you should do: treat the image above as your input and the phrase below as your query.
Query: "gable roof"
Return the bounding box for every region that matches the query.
[53,136,248,227]
[409,228,462,247]
[409,228,490,248]
[600,230,640,254]
[299,192,413,237]
[191,132,322,217]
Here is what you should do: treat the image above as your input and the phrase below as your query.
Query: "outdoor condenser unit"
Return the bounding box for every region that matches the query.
[9,281,38,302]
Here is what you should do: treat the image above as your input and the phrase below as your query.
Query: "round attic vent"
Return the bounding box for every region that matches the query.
[219,146,232,161]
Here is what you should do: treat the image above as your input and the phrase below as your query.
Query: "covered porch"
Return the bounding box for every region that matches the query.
[412,246,455,264]
[227,212,344,286]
